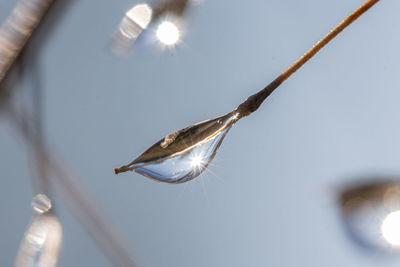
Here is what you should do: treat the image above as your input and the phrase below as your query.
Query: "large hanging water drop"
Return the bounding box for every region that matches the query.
[114,112,238,183]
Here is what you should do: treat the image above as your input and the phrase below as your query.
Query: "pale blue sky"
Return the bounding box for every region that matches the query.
[1,0,400,266]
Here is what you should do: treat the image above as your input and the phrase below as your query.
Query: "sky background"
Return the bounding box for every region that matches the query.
[1,0,400,266]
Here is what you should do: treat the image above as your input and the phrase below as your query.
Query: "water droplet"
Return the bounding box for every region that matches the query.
[115,112,238,183]
[135,127,230,183]
[15,214,63,267]
[382,210,400,246]
[111,3,153,54]
[31,194,52,214]
[126,4,153,30]
[339,181,400,252]
[26,220,47,250]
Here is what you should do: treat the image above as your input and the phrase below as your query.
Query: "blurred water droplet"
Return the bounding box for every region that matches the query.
[31,194,52,214]
[15,214,63,267]
[25,220,46,250]
[382,210,400,246]
[116,112,238,183]
[126,4,153,30]
[111,4,153,55]
[339,180,400,252]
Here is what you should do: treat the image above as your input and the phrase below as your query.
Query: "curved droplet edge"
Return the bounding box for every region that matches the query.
[133,126,232,184]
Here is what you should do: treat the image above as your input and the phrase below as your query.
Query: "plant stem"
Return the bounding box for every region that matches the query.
[236,0,380,118]
[0,0,56,86]
[8,108,140,267]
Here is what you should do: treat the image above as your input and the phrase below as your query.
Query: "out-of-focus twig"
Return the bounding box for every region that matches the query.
[1,1,141,265]
[15,212,63,267]
[0,0,55,85]
[152,0,189,21]
[7,107,141,267]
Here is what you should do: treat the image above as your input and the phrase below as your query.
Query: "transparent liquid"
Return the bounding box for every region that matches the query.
[134,127,230,183]
[125,112,238,183]
[31,194,52,214]
[15,195,62,267]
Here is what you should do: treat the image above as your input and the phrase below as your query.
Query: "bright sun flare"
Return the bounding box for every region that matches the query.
[156,21,180,46]
[190,155,204,168]
[381,210,400,246]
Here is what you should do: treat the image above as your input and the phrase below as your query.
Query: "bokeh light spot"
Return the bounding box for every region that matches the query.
[381,210,400,246]
[156,21,180,46]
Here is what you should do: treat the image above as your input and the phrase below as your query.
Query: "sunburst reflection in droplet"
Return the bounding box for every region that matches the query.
[115,112,237,183]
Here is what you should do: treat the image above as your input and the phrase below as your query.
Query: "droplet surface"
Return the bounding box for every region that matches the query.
[15,214,63,267]
[135,127,230,183]
[31,194,52,214]
[120,4,152,40]
[25,219,47,250]
[339,181,400,252]
[126,4,153,30]
[116,112,238,183]
[382,210,400,246]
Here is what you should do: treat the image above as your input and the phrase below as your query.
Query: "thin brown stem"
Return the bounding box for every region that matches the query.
[236,0,380,118]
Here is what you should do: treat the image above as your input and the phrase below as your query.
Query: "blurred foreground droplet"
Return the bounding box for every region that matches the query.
[15,195,62,267]
[338,180,400,252]
[31,194,52,214]
[115,112,238,183]
[382,210,400,246]
[110,0,191,54]
[111,3,153,54]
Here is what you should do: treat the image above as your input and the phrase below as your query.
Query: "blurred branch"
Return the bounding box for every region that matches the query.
[152,0,189,21]
[7,107,141,267]
[0,0,56,85]
[1,0,141,266]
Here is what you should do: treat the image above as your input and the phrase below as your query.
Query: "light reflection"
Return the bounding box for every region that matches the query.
[382,211,400,246]
[31,193,52,214]
[15,215,63,267]
[156,21,180,46]
[133,127,230,183]
[115,112,238,183]
[190,155,204,168]
[111,0,193,54]
[126,4,152,30]
[25,219,47,250]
